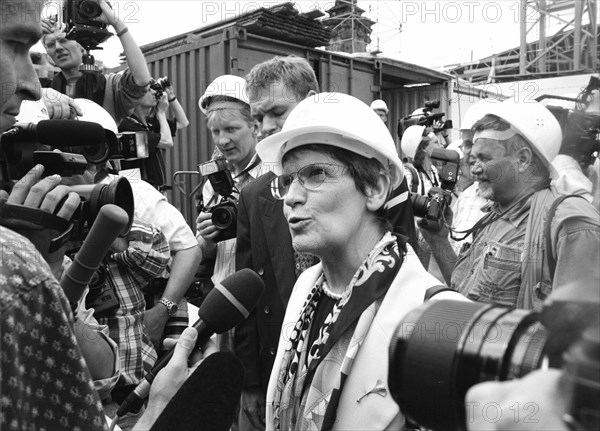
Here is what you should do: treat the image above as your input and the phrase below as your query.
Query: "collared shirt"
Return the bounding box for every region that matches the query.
[1,227,107,431]
[452,194,532,307]
[452,187,600,308]
[200,154,263,285]
[97,219,170,386]
[450,182,488,254]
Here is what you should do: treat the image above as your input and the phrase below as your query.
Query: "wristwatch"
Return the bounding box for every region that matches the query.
[158,297,178,317]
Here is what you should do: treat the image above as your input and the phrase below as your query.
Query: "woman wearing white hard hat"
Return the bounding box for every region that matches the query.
[119,77,189,190]
[257,92,463,431]
[195,74,260,350]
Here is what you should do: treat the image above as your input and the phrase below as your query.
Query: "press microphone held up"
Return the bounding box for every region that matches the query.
[2,119,106,148]
[117,268,266,417]
[60,204,129,307]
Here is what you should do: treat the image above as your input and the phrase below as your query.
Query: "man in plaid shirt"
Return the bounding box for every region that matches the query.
[97,218,170,429]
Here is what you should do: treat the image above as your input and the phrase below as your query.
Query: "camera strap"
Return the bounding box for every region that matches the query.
[0,199,74,253]
[449,179,551,242]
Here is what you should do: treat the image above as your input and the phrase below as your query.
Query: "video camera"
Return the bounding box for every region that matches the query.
[398,100,453,138]
[410,147,461,231]
[388,280,600,431]
[150,77,171,101]
[538,76,600,169]
[0,120,148,183]
[197,158,238,243]
[63,0,112,51]
[0,120,136,244]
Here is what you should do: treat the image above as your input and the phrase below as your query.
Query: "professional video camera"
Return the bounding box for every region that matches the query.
[0,120,149,183]
[0,120,135,247]
[63,0,112,51]
[150,77,171,101]
[197,158,238,243]
[537,76,600,169]
[398,100,454,138]
[410,147,461,231]
[388,280,600,431]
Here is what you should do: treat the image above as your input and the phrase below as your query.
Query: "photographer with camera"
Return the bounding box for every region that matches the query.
[420,99,600,310]
[41,0,151,123]
[400,124,444,268]
[195,75,260,351]
[119,77,189,191]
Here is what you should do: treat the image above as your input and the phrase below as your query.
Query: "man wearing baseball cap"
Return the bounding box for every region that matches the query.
[421,100,600,310]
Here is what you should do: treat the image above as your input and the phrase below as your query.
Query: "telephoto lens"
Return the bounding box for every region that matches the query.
[388,300,547,431]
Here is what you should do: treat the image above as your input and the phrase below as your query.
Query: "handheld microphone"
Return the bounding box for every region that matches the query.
[60,204,129,305]
[2,120,106,148]
[149,351,245,431]
[117,268,265,417]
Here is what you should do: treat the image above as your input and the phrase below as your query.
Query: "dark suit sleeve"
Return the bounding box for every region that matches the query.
[234,184,262,389]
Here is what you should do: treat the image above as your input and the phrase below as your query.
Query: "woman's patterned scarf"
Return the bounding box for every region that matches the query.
[273,231,403,431]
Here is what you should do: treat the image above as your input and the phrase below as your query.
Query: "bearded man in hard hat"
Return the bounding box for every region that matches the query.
[420,100,600,311]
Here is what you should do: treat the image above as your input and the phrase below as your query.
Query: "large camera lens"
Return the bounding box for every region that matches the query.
[77,0,102,19]
[212,204,237,230]
[388,300,547,431]
[69,177,134,236]
[410,193,430,218]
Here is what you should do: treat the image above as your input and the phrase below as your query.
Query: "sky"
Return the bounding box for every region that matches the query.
[37,1,577,69]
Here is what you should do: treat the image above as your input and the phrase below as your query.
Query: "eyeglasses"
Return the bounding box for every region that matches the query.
[270,163,347,200]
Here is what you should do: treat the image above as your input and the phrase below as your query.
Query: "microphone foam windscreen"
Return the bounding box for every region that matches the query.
[198,268,265,333]
[35,120,105,148]
[149,351,244,431]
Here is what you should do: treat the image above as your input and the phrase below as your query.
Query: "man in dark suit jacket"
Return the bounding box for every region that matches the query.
[235,56,320,430]
[235,56,418,430]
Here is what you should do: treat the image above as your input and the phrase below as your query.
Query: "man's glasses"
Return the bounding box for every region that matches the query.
[270,163,347,200]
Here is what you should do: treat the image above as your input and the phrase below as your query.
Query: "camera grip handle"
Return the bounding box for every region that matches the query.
[60,204,128,307]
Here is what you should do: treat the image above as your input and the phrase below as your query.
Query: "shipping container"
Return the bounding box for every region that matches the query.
[127,13,452,227]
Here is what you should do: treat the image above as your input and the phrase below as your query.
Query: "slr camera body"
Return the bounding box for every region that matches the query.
[150,77,171,101]
[198,158,238,243]
[411,147,461,231]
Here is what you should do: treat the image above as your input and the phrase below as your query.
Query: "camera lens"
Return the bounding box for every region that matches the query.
[212,205,236,230]
[410,193,430,218]
[69,177,134,237]
[388,300,547,431]
[77,0,102,19]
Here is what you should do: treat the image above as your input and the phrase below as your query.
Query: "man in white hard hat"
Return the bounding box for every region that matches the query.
[195,74,260,351]
[421,100,600,310]
[371,99,389,124]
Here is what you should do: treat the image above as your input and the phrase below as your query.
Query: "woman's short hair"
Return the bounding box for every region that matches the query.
[205,95,254,125]
[283,144,393,227]
[245,56,319,102]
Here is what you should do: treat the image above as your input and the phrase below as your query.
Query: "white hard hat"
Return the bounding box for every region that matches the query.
[400,125,426,159]
[198,74,249,114]
[370,99,388,114]
[256,92,404,188]
[73,98,118,134]
[446,139,464,159]
[461,99,500,131]
[475,99,562,169]
[16,99,49,124]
